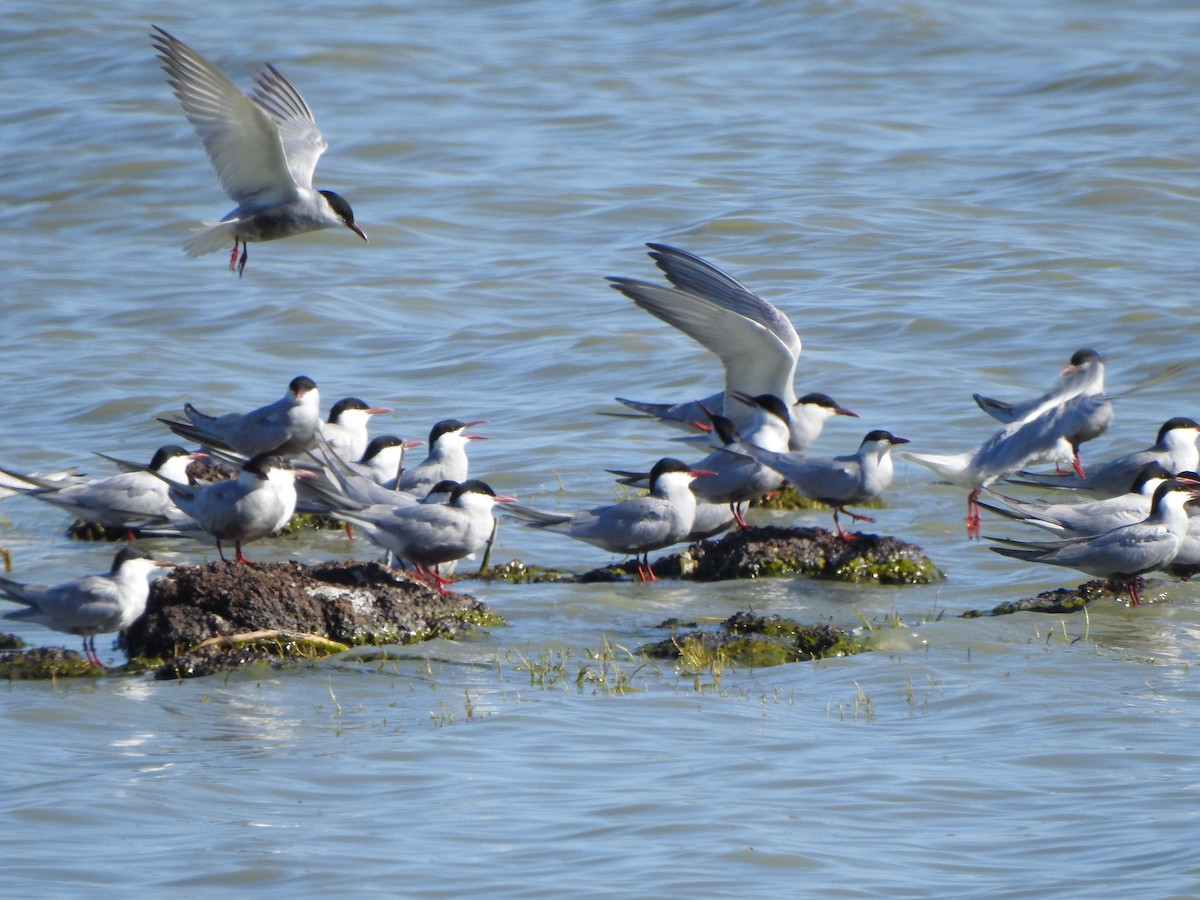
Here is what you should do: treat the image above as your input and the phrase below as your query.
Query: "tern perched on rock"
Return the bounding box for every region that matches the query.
[987,478,1200,606]
[0,546,171,666]
[159,375,322,459]
[507,457,714,581]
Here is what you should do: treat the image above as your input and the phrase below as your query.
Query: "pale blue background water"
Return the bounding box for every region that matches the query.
[2,0,1200,895]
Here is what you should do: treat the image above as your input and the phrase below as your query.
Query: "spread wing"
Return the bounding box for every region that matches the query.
[609,278,797,404]
[152,26,300,206]
[251,63,328,189]
[645,244,801,360]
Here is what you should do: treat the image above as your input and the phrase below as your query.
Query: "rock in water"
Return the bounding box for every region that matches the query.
[584,526,942,584]
[123,560,503,678]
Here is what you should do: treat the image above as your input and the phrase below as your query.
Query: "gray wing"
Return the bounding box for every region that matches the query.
[152,27,299,206]
[577,495,679,551]
[170,479,250,538]
[645,244,802,359]
[1038,524,1180,577]
[609,278,797,404]
[971,408,1074,485]
[726,441,860,503]
[38,472,174,520]
[4,575,123,634]
[251,63,328,190]
[172,398,292,456]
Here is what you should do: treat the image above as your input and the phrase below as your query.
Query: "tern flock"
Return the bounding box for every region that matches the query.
[2,29,1198,664]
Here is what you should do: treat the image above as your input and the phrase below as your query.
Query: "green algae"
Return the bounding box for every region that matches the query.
[0,646,102,680]
[749,484,825,511]
[641,612,868,669]
[279,512,345,534]
[961,579,1124,618]
[751,485,886,512]
[654,526,943,585]
[472,559,575,584]
[831,553,942,585]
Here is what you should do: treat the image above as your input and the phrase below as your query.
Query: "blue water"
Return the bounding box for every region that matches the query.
[2,0,1200,895]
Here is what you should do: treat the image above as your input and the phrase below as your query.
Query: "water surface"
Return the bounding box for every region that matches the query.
[2,0,1200,895]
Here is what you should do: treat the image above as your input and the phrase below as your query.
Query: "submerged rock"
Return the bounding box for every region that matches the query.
[474,559,576,584]
[640,611,868,667]
[123,559,504,679]
[961,579,1128,617]
[0,645,100,680]
[750,485,852,511]
[578,525,941,584]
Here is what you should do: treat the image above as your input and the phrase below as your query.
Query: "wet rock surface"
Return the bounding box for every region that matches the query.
[0,643,100,679]
[961,579,1128,617]
[123,560,504,679]
[576,526,942,584]
[640,611,868,667]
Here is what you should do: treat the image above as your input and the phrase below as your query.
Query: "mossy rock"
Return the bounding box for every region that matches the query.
[124,559,504,679]
[749,484,826,511]
[640,611,868,667]
[0,632,25,651]
[279,511,347,534]
[750,485,886,512]
[472,559,576,584]
[961,579,1128,618]
[649,525,942,584]
[69,510,342,542]
[0,646,102,680]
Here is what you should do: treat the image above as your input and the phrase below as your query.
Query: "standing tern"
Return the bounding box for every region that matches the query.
[167,454,308,563]
[0,445,203,539]
[333,480,514,592]
[356,435,419,488]
[976,463,1174,537]
[0,546,171,666]
[901,396,1096,538]
[159,375,321,458]
[507,457,714,582]
[608,244,854,451]
[974,348,1184,478]
[321,397,392,464]
[987,479,1200,606]
[1012,417,1200,497]
[399,419,487,496]
[151,27,367,275]
[612,393,791,530]
[976,348,1111,477]
[1163,473,1200,580]
[298,433,422,514]
[616,391,858,454]
[724,428,909,539]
